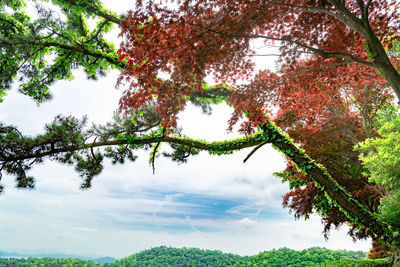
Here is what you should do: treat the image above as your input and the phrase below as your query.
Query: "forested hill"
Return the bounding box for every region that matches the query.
[113,246,245,266]
[235,247,366,267]
[0,246,391,266]
[112,247,371,267]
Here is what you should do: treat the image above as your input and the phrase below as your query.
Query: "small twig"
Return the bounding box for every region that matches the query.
[364,0,372,18]
[246,53,280,57]
[79,15,87,36]
[90,137,98,159]
[85,20,108,43]
[243,141,268,163]
[151,141,161,174]
[28,158,40,168]
[10,127,26,141]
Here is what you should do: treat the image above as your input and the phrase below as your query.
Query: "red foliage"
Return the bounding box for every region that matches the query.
[276,88,391,239]
[117,0,399,131]
[116,0,399,247]
[368,238,390,259]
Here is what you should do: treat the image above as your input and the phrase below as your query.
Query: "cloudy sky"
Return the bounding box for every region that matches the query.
[0,0,371,259]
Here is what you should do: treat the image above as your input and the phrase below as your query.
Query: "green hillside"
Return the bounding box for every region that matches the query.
[0,246,392,267]
[314,258,392,267]
[234,247,367,267]
[110,246,245,267]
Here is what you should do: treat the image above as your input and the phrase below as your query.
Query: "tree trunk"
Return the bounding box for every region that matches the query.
[364,26,400,101]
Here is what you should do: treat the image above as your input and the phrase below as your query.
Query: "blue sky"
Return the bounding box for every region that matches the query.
[0,0,371,258]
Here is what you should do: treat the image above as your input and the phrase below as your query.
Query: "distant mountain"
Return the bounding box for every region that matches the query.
[30,253,91,259]
[0,251,90,260]
[0,250,116,263]
[90,256,117,264]
[0,251,23,257]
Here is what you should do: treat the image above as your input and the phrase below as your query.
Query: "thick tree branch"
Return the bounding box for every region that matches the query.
[259,122,388,241]
[0,133,264,162]
[326,0,400,100]
[326,0,368,35]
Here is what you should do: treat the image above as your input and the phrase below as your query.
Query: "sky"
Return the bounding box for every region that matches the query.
[0,0,371,259]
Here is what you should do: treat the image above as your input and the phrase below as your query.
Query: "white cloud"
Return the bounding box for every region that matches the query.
[237,217,258,226]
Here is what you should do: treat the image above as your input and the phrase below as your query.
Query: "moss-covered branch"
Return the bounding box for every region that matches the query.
[259,121,391,244]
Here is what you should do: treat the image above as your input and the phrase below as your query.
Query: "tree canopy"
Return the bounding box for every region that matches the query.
[1,0,400,257]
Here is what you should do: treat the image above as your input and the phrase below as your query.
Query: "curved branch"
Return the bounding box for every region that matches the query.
[271,2,338,13]
[85,6,121,25]
[1,132,267,162]
[0,36,124,68]
[61,0,122,25]
[243,141,267,163]
[151,141,161,174]
[259,122,387,241]
[186,23,375,68]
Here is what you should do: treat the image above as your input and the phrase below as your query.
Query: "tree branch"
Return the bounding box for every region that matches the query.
[271,2,338,13]
[0,36,124,68]
[185,23,375,68]
[0,132,266,162]
[365,0,373,18]
[85,6,121,25]
[259,122,388,242]
[151,141,161,174]
[61,0,122,25]
[243,141,268,163]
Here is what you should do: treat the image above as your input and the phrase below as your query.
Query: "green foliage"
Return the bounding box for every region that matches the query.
[234,247,366,267]
[0,0,122,103]
[356,105,400,245]
[112,246,245,267]
[0,105,161,190]
[315,257,392,267]
[387,39,400,57]
[188,85,232,114]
